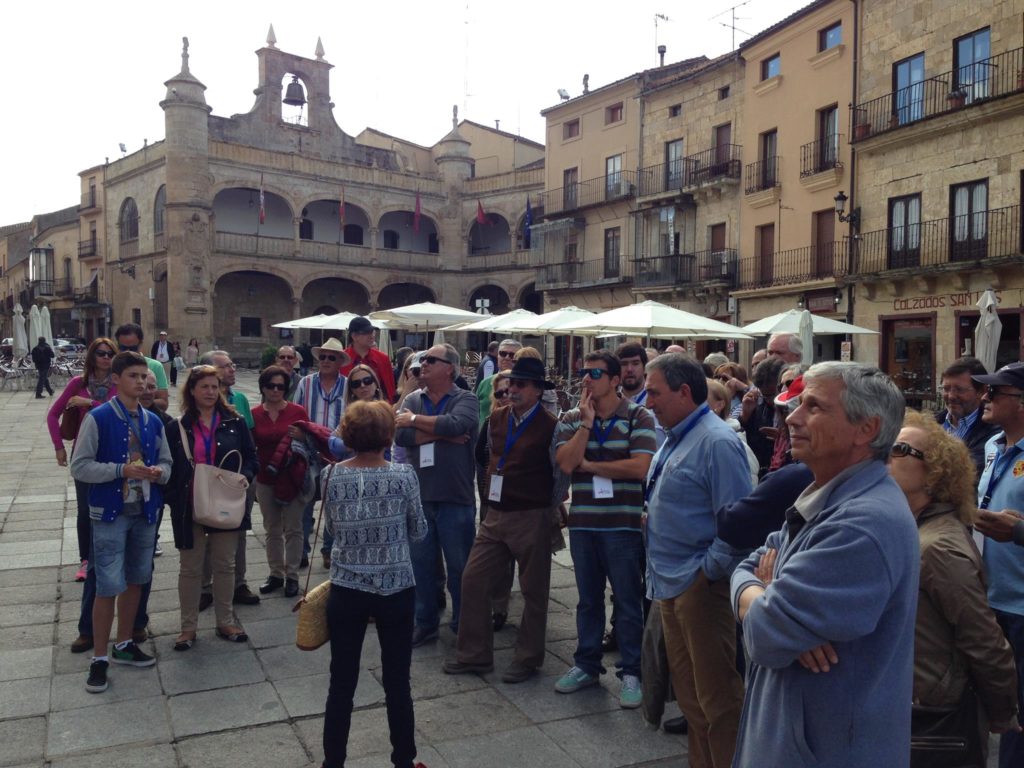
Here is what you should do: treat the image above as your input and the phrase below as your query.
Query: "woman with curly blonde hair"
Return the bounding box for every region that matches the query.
[890,410,1018,766]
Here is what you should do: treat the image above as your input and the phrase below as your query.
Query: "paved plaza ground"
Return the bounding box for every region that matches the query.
[0,370,688,768]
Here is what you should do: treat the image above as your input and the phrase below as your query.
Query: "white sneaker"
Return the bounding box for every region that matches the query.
[154,541,163,557]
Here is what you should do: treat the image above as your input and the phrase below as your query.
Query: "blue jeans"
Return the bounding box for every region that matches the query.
[302,496,334,556]
[569,528,645,678]
[409,502,475,633]
[996,608,1024,768]
[91,510,157,597]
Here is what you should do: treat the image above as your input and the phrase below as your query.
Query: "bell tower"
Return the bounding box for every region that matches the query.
[252,27,335,133]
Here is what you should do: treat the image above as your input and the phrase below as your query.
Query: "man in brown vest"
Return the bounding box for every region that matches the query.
[443,357,563,683]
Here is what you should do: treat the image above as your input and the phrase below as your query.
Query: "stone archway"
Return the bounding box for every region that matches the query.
[212,270,294,364]
[468,284,510,315]
[377,283,435,309]
[518,282,542,314]
[301,277,370,316]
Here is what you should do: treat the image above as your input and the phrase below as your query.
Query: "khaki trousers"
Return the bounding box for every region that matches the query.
[660,571,744,768]
[456,505,552,669]
[255,482,305,580]
[180,524,240,632]
[202,482,255,591]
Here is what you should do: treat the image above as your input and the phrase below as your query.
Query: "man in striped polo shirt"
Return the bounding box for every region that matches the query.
[554,350,657,708]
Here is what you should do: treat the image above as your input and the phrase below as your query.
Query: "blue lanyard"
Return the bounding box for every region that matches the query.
[114,399,146,453]
[422,393,451,417]
[644,404,709,503]
[497,405,540,472]
[980,443,1023,510]
[633,390,647,405]
[591,415,620,459]
[195,413,220,465]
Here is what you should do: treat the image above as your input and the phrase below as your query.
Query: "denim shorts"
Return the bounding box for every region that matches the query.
[91,508,157,597]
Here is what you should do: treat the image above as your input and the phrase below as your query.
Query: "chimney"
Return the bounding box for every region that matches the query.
[658,45,667,67]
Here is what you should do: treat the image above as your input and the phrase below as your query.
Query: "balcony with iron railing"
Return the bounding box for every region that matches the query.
[800,135,842,177]
[744,157,781,195]
[119,239,139,260]
[680,144,743,191]
[78,238,99,258]
[74,281,99,303]
[540,171,637,218]
[54,278,73,296]
[79,189,99,211]
[633,249,739,290]
[737,241,850,290]
[535,257,635,291]
[636,160,686,198]
[854,204,1022,274]
[850,47,1024,142]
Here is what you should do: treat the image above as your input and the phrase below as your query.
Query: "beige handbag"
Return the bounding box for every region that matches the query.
[294,464,336,651]
[178,421,249,530]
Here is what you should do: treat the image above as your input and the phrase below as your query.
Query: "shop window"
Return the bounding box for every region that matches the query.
[883,316,935,408]
[240,317,262,337]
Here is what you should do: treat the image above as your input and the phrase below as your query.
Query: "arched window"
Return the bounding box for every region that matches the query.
[153,186,166,235]
[119,198,139,242]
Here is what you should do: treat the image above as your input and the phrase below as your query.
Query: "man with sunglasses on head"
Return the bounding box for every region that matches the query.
[114,323,168,412]
[971,361,1024,766]
[339,316,396,404]
[934,356,998,477]
[554,350,656,708]
[274,345,301,400]
[476,339,522,425]
[395,344,478,648]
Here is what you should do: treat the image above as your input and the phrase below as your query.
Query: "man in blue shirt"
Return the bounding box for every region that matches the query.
[972,361,1024,767]
[643,353,752,768]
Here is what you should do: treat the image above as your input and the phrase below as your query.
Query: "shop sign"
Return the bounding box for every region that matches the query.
[891,289,1002,312]
[840,341,851,362]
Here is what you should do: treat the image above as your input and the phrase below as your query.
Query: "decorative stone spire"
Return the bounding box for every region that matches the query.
[452,104,458,130]
[266,24,277,48]
[315,37,325,61]
[180,36,190,75]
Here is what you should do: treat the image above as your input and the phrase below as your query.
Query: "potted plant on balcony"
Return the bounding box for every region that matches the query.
[854,120,872,140]
[947,89,967,109]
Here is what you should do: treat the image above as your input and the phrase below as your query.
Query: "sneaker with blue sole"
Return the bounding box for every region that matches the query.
[554,665,599,694]
[619,673,642,709]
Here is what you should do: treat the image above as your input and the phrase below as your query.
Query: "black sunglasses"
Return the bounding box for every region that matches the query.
[318,354,339,362]
[118,343,139,352]
[891,442,925,461]
[263,382,288,391]
[423,355,451,366]
[495,389,510,398]
[497,350,517,359]
[986,385,1023,400]
[578,368,608,380]
[94,350,115,358]
[352,376,376,388]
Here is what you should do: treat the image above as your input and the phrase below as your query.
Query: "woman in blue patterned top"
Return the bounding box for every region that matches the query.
[321,400,428,768]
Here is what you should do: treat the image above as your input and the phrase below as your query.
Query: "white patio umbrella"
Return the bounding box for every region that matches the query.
[974,289,1002,373]
[28,304,41,348]
[369,302,479,330]
[504,306,597,334]
[271,314,329,330]
[442,308,538,333]
[742,309,878,336]
[798,310,815,365]
[39,305,54,349]
[560,300,752,340]
[12,304,27,358]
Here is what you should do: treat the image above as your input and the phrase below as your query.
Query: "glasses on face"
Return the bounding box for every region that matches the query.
[495,389,510,399]
[94,350,115,359]
[987,385,1023,400]
[497,350,517,359]
[118,343,139,352]
[319,354,339,362]
[422,355,451,366]
[277,354,296,361]
[579,368,608,381]
[780,379,795,389]
[941,384,973,396]
[352,376,376,388]
[263,383,288,392]
[891,442,925,461]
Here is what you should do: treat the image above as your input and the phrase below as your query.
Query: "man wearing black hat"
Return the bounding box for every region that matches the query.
[443,356,565,684]
[971,361,1024,766]
[341,316,396,403]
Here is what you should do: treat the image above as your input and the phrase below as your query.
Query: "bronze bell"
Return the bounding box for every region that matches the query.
[283,76,306,107]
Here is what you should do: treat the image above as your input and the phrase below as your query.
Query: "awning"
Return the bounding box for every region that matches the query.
[530,217,585,236]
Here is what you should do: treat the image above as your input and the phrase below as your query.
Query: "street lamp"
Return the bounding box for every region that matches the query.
[834,191,860,231]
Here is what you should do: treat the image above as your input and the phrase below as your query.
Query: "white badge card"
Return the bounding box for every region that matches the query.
[419,442,435,468]
[488,474,504,502]
[593,475,614,499]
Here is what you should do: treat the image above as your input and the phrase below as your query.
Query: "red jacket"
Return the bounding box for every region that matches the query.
[341,347,396,403]
[263,421,335,504]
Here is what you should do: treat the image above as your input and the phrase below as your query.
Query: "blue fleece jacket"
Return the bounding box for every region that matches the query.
[730,460,919,768]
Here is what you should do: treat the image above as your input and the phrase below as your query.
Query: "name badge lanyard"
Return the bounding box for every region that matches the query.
[114,399,150,458]
[590,415,619,462]
[195,413,220,465]
[634,390,647,406]
[644,404,709,504]
[496,406,540,474]
[979,444,1023,510]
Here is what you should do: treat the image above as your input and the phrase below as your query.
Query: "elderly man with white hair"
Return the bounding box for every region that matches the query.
[766,333,802,364]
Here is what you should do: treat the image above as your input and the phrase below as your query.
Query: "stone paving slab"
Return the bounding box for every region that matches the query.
[415,687,531,743]
[0,567,58,588]
[50,667,164,712]
[176,723,311,768]
[273,669,384,719]
[48,743,179,768]
[0,582,59,606]
[47,695,172,758]
[540,710,686,768]
[0,602,55,627]
[167,680,288,738]
[0,715,47,767]
[159,647,267,696]
[0,647,53,682]
[436,724,584,768]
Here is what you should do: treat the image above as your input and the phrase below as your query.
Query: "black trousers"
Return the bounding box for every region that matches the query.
[324,584,417,768]
[35,367,53,396]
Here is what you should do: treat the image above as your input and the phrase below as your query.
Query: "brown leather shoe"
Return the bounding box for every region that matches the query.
[232,584,260,605]
[70,634,93,654]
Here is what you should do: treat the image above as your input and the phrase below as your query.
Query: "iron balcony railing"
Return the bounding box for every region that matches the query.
[119,239,139,260]
[737,241,850,289]
[79,189,98,210]
[78,238,98,258]
[541,170,638,217]
[681,144,743,190]
[54,278,73,296]
[850,47,1024,142]
[854,204,1021,273]
[633,249,739,289]
[535,257,635,290]
[75,281,99,303]
[636,160,686,197]
[800,135,843,177]
[745,157,781,195]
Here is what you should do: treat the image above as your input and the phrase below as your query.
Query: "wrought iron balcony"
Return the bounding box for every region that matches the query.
[78,238,99,258]
[744,157,780,195]
[633,249,738,289]
[535,257,634,290]
[54,278,73,296]
[79,189,99,211]
[854,204,1021,273]
[737,241,850,289]
[800,136,842,177]
[680,144,743,191]
[850,47,1024,142]
[74,281,99,303]
[541,171,638,218]
[636,161,686,197]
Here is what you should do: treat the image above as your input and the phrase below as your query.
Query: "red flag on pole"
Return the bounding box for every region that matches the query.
[339,185,346,226]
[476,200,486,225]
[413,191,421,233]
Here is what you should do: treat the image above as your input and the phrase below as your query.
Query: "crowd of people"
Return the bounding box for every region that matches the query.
[45,315,1024,768]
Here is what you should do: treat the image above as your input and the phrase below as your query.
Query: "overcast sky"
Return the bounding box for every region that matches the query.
[2,0,810,223]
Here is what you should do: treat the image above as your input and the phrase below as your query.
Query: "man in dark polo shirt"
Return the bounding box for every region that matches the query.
[554,350,656,708]
[444,357,564,684]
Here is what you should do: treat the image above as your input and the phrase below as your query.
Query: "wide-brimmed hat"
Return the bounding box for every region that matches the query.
[508,357,555,390]
[312,337,351,363]
[973,362,1024,390]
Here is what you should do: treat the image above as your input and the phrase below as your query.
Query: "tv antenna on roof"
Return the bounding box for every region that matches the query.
[710,0,751,51]
[654,13,671,61]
